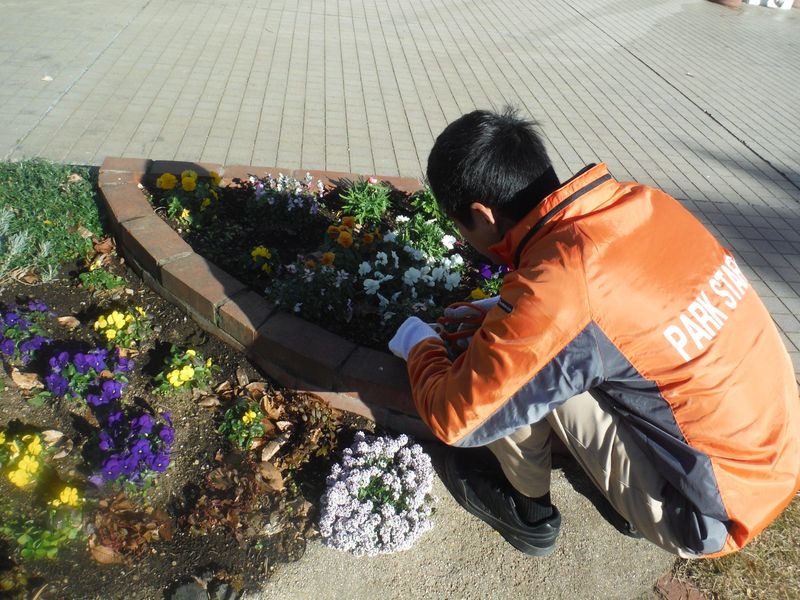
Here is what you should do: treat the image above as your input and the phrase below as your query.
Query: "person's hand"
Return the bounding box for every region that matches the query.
[388,316,440,361]
[441,296,501,350]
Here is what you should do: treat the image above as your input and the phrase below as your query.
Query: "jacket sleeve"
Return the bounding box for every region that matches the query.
[406,268,602,446]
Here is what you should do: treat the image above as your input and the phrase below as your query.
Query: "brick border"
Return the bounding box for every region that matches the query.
[98,157,431,439]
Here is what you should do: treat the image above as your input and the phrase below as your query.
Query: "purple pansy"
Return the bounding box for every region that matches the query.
[45,373,69,397]
[0,338,15,356]
[100,379,125,403]
[146,452,170,472]
[102,456,125,480]
[27,300,48,312]
[131,414,153,435]
[98,431,114,452]
[158,426,175,446]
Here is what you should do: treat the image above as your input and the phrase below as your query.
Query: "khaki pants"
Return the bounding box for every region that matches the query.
[487,390,698,558]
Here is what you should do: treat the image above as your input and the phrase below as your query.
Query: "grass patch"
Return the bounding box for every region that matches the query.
[677,495,800,599]
[0,159,102,282]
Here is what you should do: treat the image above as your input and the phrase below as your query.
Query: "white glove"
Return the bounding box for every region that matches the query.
[442,295,500,319]
[388,316,440,361]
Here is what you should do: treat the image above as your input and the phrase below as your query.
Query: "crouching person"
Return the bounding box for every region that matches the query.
[389,107,800,558]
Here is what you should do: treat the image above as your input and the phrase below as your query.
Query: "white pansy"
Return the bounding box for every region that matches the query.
[383,231,397,243]
[358,261,372,276]
[442,234,457,250]
[363,279,380,295]
[431,266,446,282]
[444,271,461,291]
[451,254,464,267]
[293,302,302,313]
[391,250,400,269]
[403,267,421,286]
[377,293,389,309]
[395,215,410,223]
[375,252,389,267]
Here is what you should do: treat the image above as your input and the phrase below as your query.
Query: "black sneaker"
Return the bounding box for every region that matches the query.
[442,448,561,557]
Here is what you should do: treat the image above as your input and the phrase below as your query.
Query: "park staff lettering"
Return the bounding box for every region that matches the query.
[663,256,750,362]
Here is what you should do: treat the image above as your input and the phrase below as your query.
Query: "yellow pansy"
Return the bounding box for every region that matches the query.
[0,431,5,445]
[111,311,126,329]
[320,252,335,266]
[105,329,117,340]
[94,316,108,330]
[8,440,21,460]
[181,169,198,181]
[167,369,183,387]
[209,171,221,187]
[18,454,39,474]
[341,216,356,229]
[186,349,196,357]
[200,198,211,210]
[182,177,197,192]
[210,189,219,200]
[327,225,340,239]
[59,486,81,507]
[469,288,490,300]
[156,173,177,190]
[304,259,316,269]
[8,468,32,488]
[251,246,271,260]
[179,365,195,382]
[362,233,374,245]
[136,306,147,317]
[261,263,272,274]
[206,358,213,367]
[180,208,190,220]
[241,410,257,425]
[22,435,42,457]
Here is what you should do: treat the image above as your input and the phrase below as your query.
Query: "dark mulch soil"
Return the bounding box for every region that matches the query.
[0,255,370,600]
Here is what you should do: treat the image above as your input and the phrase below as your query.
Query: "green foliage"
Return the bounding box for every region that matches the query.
[154,346,216,394]
[357,475,407,512]
[79,268,125,291]
[395,214,453,260]
[340,179,391,226]
[218,399,266,450]
[410,186,459,236]
[0,160,102,281]
[0,509,82,561]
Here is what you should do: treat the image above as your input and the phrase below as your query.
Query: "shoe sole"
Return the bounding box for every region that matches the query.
[443,453,560,557]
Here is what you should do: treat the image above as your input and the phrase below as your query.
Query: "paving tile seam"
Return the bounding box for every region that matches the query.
[98,156,428,435]
[561,0,800,201]
[2,0,154,162]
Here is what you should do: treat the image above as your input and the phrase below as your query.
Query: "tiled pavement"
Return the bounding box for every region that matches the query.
[1,0,799,373]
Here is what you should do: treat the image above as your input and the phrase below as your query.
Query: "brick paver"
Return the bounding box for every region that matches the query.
[2,0,799,373]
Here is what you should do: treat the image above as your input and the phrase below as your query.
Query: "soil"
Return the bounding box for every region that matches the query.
[0,253,370,600]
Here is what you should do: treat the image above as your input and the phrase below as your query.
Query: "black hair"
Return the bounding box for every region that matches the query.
[426,106,558,227]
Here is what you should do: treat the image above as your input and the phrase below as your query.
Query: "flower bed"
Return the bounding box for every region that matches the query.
[0,250,380,599]
[145,168,507,350]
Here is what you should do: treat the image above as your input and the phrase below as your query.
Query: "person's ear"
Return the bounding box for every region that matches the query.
[469,202,497,227]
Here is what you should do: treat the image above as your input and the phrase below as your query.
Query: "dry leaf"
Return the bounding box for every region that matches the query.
[275,420,293,433]
[93,237,114,254]
[68,224,93,239]
[11,368,43,390]
[21,271,39,285]
[258,462,284,492]
[261,440,284,462]
[196,396,221,408]
[40,430,64,445]
[56,316,81,330]
[52,438,74,459]
[66,173,84,184]
[236,367,250,386]
[260,397,283,421]
[89,543,124,564]
[245,381,268,400]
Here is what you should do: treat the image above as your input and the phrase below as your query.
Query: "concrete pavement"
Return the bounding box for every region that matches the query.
[2,1,799,597]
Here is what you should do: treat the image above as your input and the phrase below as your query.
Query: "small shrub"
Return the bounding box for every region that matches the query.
[78,269,125,291]
[0,301,51,365]
[318,432,435,556]
[218,399,266,450]
[154,346,215,394]
[340,178,392,226]
[92,307,151,349]
[44,348,132,407]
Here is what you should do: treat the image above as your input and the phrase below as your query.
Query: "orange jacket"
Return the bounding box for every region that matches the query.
[407,163,800,556]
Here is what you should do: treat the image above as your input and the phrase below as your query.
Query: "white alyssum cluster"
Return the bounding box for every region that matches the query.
[318,431,435,556]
